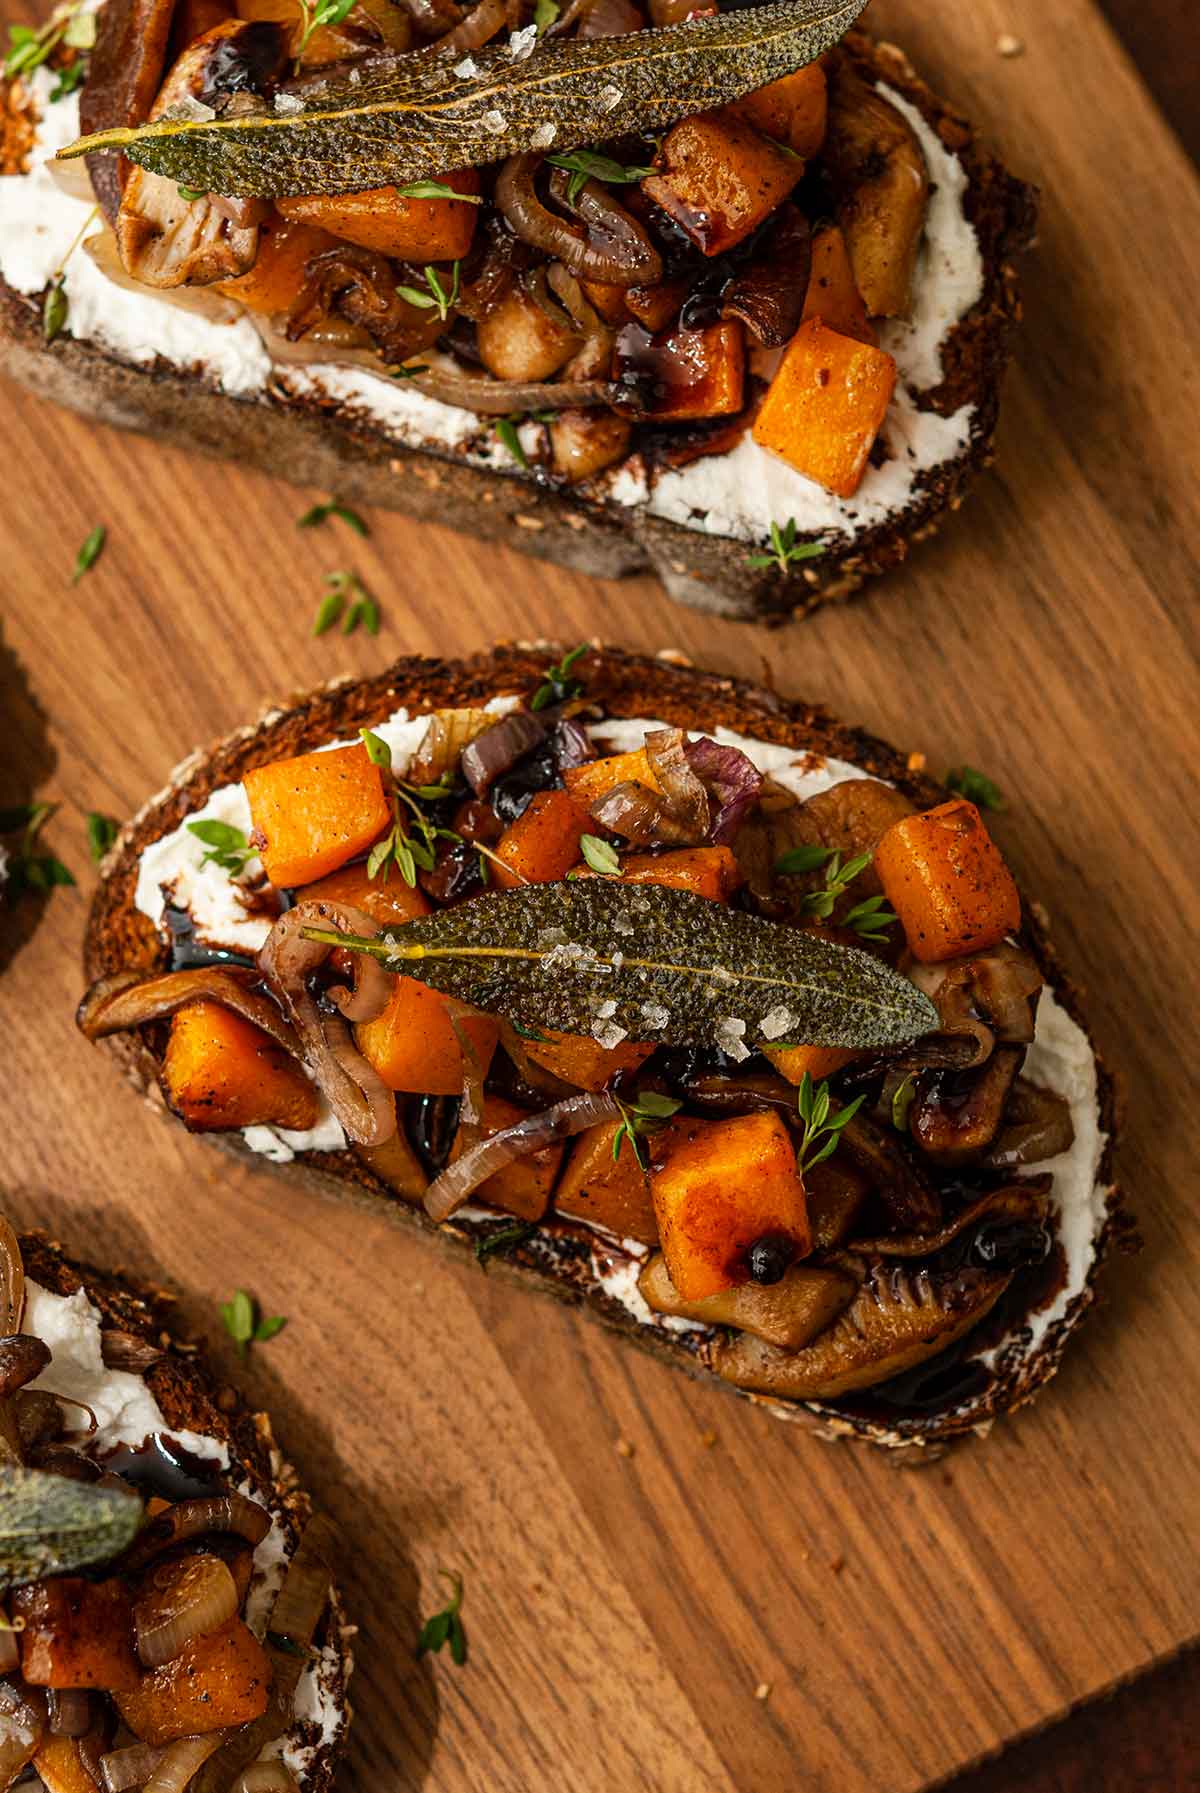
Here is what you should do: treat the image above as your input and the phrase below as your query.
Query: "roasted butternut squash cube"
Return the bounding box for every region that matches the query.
[115,1618,271,1745]
[802,224,875,345]
[491,789,591,889]
[448,1094,562,1220]
[617,846,742,903]
[563,748,662,810]
[762,1042,860,1086]
[163,1000,319,1133]
[35,1737,102,1793]
[638,1250,856,1349]
[356,978,499,1096]
[728,63,828,157]
[278,169,480,262]
[244,743,392,889]
[15,1579,140,1691]
[649,1111,810,1301]
[615,321,746,421]
[752,317,897,498]
[642,112,803,256]
[555,1119,660,1245]
[874,799,1021,962]
[521,1027,656,1091]
[217,214,341,314]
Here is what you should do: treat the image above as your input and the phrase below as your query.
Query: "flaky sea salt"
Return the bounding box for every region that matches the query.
[454,54,479,77]
[164,95,215,122]
[273,92,303,114]
[759,1005,796,1041]
[597,83,622,111]
[592,1019,629,1049]
[481,109,508,133]
[640,1001,669,1031]
[530,122,558,149]
[715,1017,751,1062]
[508,23,537,58]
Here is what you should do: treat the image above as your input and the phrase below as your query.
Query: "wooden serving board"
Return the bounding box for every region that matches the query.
[2,0,1198,1787]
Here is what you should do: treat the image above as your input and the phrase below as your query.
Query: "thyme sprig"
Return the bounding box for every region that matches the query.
[186,818,256,877]
[4,0,94,85]
[219,1290,287,1359]
[417,1571,467,1666]
[745,518,825,575]
[795,1073,865,1177]
[0,804,75,894]
[313,571,379,636]
[612,1091,682,1169]
[397,260,461,323]
[546,148,655,203]
[778,845,897,941]
[294,0,355,69]
[530,642,588,712]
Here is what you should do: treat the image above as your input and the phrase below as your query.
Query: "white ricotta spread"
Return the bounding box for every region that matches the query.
[0,71,984,548]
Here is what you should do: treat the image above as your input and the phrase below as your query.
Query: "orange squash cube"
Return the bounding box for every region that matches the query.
[244,743,392,889]
[521,1027,656,1091]
[116,1619,271,1745]
[217,213,340,314]
[491,789,591,889]
[305,860,430,927]
[277,169,480,262]
[447,1094,562,1220]
[356,978,499,1096]
[615,846,742,903]
[563,749,662,810]
[802,224,875,345]
[642,112,802,256]
[35,1737,102,1793]
[15,1579,140,1692]
[763,1042,860,1086]
[752,316,897,498]
[728,63,828,157]
[874,799,1021,963]
[649,1111,810,1301]
[624,277,690,333]
[615,321,746,421]
[162,1000,319,1133]
[555,1120,660,1244]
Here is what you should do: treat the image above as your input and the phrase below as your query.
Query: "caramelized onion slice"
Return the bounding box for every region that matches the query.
[426,1092,619,1222]
[102,1744,166,1793]
[644,727,709,840]
[144,1733,229,1792]
[461,710,545,796]
[0,1216,26,1337]
[77,968,301,1057]
[135,1555,240,1668]
[230,1766,298,1793]
[269,1514,336,1652]
[121,1492,272,1573]
[409,360,614,416]
[258,904,397,1146]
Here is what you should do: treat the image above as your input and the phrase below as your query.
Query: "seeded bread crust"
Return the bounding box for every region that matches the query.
[80,643,1122,1449]
[18,1229,353,1790]
[0,32,1036,623]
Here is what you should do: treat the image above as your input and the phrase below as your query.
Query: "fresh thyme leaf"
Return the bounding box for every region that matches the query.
[301,882,939,1050]
[312,589,343,634]
[797,849,873,921]
[49,58,86,100]
[745,518,825,574]
[474,1221,537,1266]
[612,1090,681,1167]
[61,0,870,195]
[418,1570,467,1666]
[795,1072,865,1177]
[494,416,528,468]
[945,765,1006,811]
[177,183,206,201]
[85,812,119,862]
[841,892,898,943]
[580,833,621,876]
[891,1072,916,1133]
[5,0,93,83]
[395,178,483,203]
[2,802,76,895]
[389,360,430,380]
[360,727,393,769]
[775,843,835,876]
[186,818,255,876]
[298,498,369,536]
[295,0,356,66]
[398,261,461,322]
[220,1289,287,1358]
[71,524,106,584]
[530,641,587,711]
[316,571,379,636]
[43,277,68,342]
[0,1469,143,1591]
[510,1019,551,1042]
[546,148,654,203]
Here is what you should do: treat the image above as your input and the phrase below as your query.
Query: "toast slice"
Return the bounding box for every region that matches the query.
[0,29,1036,622]
[5,1222,352,1791]
[80,644,1121,1450]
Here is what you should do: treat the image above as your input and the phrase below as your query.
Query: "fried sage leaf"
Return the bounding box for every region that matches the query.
[0,1467,143,1589]
[59,0,868,197]
[300,881,937,1051]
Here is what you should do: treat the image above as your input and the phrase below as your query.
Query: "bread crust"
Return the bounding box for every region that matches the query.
[81,642,1122,1449]
[0,33,1037,622]
[18,1229,353,1789]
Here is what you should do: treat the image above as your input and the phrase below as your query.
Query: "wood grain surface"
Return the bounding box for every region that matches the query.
[1,0,1198,1789]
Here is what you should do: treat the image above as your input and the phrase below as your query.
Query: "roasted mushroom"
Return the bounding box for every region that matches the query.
[639,1251,860,1350]
[823,62,930,317]
[711,1259,1012,1399]
[908,1046,1022,1167]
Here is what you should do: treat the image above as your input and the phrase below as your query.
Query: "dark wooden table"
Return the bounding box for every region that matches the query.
[948,13,1199,1789]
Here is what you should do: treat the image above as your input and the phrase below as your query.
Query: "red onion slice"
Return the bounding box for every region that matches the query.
[461,710,545,796]
[77,968,302,1057]
[426,1091,619,1222]
[120,1492,272,1572]
[101,1744,166,1793]
[258,903,397,1147]
[644,727,710,840]
[682,736,764,844]
[143,1733,229,1792]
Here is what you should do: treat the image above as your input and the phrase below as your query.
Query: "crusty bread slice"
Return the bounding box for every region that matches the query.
[0,32,1036,623]
[17,1227,353,1790]
[82,643,1121,1450]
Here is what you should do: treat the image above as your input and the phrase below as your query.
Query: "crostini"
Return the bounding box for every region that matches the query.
[76,646,1118,1449]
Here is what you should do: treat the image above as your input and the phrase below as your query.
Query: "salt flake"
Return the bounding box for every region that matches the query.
[715,1017,751,1062]
[759,1005,796,1041]
[597,83,622,111]
[592,1019,629,1049]
[481,109,508,133]
[508,23,537,58]
[273,92,303,115]
[454,54,479,77]
[530,121,558,149]
[640,1001,669,1031]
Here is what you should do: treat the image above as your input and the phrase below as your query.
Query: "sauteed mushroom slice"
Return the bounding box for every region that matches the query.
[822,62,930,317]
[909,1046,1022,1168]
[850,1177,1051,1258]
[116,20,288,288]
[711,1259,1011,1400]
[981,1080,1075,1170]
[639,1252,860,1351]
[838,1107,942,1232]
[79,0,178,224]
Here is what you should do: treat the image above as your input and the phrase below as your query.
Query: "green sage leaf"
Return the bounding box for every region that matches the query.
[301,881,938,1050]
[0,1468,143,1590]
[58,0,868,197]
